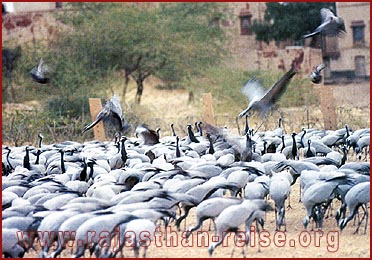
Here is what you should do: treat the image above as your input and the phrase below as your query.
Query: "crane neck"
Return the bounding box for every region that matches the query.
[60,150,66,173]
[187,125,199,143]
[171,123,176,137]
[6,148,14,170]
[80,160,88,182]
[121,138,127,162]
[280,136,285,153]
[176,136,181,158]
[23,147,31,170]
[38,135,43,148]
[35,149,41,165]
[291,134,297,158]
[244,115,249,135]
[207,134,214,154]
[245,133,253,162]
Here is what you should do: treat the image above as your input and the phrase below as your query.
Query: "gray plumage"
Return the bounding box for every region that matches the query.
[303,8,346,38]
[303,140,316,158]
[2,228,26,258]
[339,182,370,234]
[302,175,351,229]
[208,199,272,257]
[310,64,326,84]
[244,176,270,200]
[238,67,297,118]
[37,210,79,257]
[355,135,370,155]
[50,212,96,258]
[186,197,242,238]
[273,160,320,185]
[346,128,369,150]
[227,170,251,196]
[30,58,49,84]
[82,95,129,134]
[175,177,239,230]
[123,218,156,258]
[340,162,370,175]
[72,212,138,258]
[135,124,160,145]
[307,139,332,155]
[269,173,291,231]
[42,193,79,210]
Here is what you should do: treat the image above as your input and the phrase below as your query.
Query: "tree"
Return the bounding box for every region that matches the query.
[155,3,228,87]
[51,2,228,104]
[2,45,22,103]
[252,2,336,47]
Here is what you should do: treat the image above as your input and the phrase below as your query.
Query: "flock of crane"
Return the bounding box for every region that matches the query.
[2,6,370,259]
[2,119,370,257]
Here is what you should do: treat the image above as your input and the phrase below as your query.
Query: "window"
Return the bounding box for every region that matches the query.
[239,4,252,35]
[209,17,220,28]
[240,15,252,35]
[351,21,365,47]
[355,56,366,77]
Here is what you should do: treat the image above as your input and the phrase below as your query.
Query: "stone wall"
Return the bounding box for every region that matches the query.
[4,3,361,77]
[223,2,322,74]
[2,11,69,46]
[9,2,57,13]
[330,2,370,77]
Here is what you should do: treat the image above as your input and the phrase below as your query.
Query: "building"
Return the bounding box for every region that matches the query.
[325,2,370,83]
[2,2,68,45]
[221,3,322,74]
[2,2,62,13]
[3,2,368,78]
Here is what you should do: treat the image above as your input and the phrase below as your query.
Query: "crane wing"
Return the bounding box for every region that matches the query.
[109,95,123,118]
[304,8,334,39]
[316,63,326,73]
[37,58,50,74]
[82,106,110,133]
[109,95,129,131]
[241,78,265,102]
[258,67,297,110]
[320,8,335,23]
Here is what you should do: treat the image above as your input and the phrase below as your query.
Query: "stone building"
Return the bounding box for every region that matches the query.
[325,2,370,83]
[219,2,322,74]
[2,2,369,77]
[214,2,370,78]
[2,2,62,13]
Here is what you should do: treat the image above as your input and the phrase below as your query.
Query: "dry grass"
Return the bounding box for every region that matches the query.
[120,78,370,135]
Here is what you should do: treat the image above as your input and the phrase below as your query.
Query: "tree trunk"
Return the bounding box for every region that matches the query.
[135,79,144,104]
[8,73,16,103]
[121,71,130,102]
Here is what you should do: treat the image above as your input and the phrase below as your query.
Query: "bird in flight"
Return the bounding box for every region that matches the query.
[82,95,129,134]
[238,67,297,119]
[310,64,326,84]
[30,58,50,84]
[303,8,346,39]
